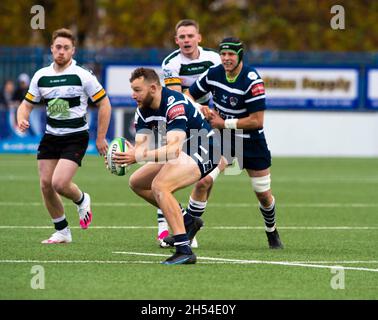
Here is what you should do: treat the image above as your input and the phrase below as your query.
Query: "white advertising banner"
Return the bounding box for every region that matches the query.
[256,67,359,109]
[104,65,163,106]
[104,65,360,110]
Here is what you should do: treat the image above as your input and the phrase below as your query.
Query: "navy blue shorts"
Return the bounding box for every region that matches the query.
[184,135,221,179]
[37,131,89,166]
[221,132,271,171]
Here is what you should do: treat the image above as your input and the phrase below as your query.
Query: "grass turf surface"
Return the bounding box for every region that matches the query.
[0,154,377,299]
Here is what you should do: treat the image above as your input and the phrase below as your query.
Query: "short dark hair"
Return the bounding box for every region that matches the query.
[175,19,199,34]
[129,67,161,85]
[52,28,75,46]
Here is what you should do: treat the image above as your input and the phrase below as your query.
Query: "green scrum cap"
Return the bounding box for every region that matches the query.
[219,37,244,65]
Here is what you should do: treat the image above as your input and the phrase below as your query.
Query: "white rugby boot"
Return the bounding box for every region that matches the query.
[41,228,72,244]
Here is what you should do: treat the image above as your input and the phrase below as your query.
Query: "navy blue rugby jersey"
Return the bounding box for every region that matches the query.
[189,64,266,140]
[134,87,213,142]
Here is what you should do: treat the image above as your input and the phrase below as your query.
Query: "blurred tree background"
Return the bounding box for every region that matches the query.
[0,0,377,51]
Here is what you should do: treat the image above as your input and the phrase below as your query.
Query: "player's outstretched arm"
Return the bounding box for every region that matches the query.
[16,100,33,132]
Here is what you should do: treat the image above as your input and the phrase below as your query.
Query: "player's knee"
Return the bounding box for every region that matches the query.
[128,173,139,192]
[251,174,271,193]
[51,179,68,195]
[151,179,166,202]
[39,178,53,193]
[195,175,214,192]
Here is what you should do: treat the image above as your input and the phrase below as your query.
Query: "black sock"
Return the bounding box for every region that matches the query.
[74,192,84,205]
[54,218,68,231]
[173,234,192,254]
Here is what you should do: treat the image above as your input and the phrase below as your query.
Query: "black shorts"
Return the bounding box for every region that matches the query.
[37,131,89,166]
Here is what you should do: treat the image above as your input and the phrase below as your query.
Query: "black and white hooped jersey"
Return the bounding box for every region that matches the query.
[134,87,213,142]
[189,64,266,140]
[25,59,106,136]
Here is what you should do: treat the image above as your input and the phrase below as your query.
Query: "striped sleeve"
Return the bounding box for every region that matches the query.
[245,78,266,113]
[24,73,41,104]
[166,102,188,132]
[134,109,150,133]
[84,72,107,103]
[164,77,182,87]
[189,70,211,100]
[91,88,106,103]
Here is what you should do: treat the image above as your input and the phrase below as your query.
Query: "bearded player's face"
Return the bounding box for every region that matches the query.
[131,77,154,109]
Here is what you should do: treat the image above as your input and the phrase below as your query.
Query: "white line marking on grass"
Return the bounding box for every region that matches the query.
[290,261,378,264]
[211,226,378,230]
[1,225,378,230]
[1,201,378,208]
[112,252,378,273]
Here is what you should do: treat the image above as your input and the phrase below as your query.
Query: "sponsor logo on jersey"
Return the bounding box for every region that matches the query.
[47,98,70,118]
[167,104,185,120]
[251,83,265,96]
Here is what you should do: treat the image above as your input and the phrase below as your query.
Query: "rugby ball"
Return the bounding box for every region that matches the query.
[107,137,129,176]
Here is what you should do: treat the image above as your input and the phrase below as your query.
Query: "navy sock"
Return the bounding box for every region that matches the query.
[183,212,193,227]
[186,197,207,217]
[173,234,192,254]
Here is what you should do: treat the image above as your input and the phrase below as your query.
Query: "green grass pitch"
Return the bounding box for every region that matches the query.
[0,154,377,299]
